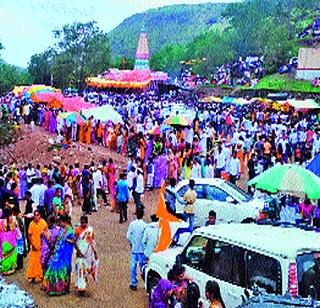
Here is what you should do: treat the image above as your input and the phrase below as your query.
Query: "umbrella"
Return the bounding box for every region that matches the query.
[81,105,123,124]
[247,164,320,199]
[306,154,320,178]
[58,112,87,125]
[166,115,191,127]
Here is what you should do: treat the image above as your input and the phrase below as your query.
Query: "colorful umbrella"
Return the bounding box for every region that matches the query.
[58,112,87,125]
[248,164,320,199]
[166,115,191,127]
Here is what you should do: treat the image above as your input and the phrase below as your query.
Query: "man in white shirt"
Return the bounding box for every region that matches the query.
[26,164,36,189]
[142,214,159,260]
[92,165,106,211]
[29,178,47,216]
[133,168,145,213]
[229,152,240,184]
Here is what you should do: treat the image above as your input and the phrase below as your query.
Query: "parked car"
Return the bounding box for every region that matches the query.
[174,178,264,226]
[145,223,320,308]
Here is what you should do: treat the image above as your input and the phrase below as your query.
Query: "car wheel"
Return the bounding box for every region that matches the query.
[148,274,161,302]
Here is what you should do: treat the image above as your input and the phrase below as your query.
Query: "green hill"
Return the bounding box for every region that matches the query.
[108,3,228,59]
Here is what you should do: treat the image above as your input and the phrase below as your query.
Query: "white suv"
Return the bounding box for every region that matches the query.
[145,224,320,308]
[174,178,264,226]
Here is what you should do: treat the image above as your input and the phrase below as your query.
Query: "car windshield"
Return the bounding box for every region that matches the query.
[221,181,252,202]
[297,252,320,299]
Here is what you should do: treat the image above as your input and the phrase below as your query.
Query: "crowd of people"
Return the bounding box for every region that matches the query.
[1,81,320,306]
[214,56,264,87]
[0,159,99,296]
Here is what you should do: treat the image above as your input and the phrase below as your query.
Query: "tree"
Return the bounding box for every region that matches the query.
[0,60,32,95]
[53,21,110,90]
[28,48,55,85]
[111,56,135,70]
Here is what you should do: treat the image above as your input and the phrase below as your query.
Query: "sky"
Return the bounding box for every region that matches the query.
[0,0,238,68]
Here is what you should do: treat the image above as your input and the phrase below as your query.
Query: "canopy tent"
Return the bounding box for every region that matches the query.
[81,105,123,124]
[31,92,64,109]
[198,96,222,103]
[286,99,320,110]
[306,154,320,178]
[61,97,94,112]
[86,69,152,89]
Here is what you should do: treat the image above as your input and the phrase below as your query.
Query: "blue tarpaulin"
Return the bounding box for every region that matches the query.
[306,154,320,177]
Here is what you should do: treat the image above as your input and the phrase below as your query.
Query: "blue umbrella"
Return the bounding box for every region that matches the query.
[306,154,320,177]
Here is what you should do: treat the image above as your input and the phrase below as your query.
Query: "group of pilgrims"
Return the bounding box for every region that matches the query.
[0,159,99,296]
[1,81,320,302]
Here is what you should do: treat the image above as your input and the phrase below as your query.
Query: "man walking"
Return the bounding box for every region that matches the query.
[132,168,144,213]
[116,173,130,223]
[126,209,147,291]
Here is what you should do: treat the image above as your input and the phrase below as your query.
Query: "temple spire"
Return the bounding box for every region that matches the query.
[134,28,150,71]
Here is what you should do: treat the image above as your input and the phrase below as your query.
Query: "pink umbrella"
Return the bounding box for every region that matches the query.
[61,97,94,112]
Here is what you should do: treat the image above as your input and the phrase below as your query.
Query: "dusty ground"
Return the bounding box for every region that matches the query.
[2,125,156,308]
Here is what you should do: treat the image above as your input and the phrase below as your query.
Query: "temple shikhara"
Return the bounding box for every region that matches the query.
[86,29,168,89]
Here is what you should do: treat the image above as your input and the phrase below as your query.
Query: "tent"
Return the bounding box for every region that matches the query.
[306,154,320,178]
[81,105,123,124]
[286,99,320,110]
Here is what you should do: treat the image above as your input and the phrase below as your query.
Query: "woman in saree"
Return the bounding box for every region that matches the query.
[40,215,60,273]
[74,216,98,296]
[43,214,75,295]
[18,165,28,200]
[0,207,20,275]
[107,158,117,212]
[26,210,47,282]
[85,117,93,144]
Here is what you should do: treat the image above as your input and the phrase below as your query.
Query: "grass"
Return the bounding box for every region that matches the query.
[255,74,320,93]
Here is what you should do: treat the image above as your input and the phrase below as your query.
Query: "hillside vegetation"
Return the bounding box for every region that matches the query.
[150,0,320,76]
[109,3,228,59]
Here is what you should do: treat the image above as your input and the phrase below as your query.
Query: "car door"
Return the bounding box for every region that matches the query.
[179,235,213,308]
[208,240,247,308]
[181,237,247,308]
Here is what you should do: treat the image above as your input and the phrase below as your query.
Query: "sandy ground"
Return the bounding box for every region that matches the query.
[2,125,155,308]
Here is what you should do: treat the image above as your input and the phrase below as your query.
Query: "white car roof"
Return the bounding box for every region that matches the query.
[194,224,320,259]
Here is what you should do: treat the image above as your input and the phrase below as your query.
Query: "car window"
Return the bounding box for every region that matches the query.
[180,235,209,271]
[208,241,246,287]
[246,251,282,294]
[177,186,188,198]
[221,181,253,202]
[297,252,320,298]
[177,184,205,199]
[194,185,205,199]
[204,185,229,202]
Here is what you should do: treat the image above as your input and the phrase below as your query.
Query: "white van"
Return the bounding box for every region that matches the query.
[145,224,320,308]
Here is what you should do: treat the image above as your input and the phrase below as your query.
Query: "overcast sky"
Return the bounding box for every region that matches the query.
[0,0,238,67]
